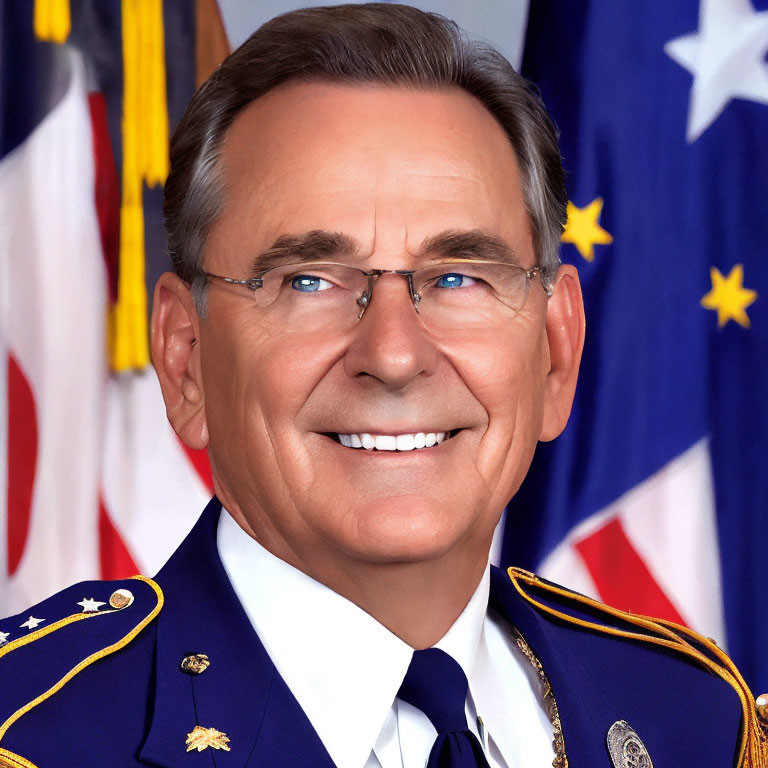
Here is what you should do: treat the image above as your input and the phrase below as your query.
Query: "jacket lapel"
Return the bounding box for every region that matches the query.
[489,567,623,768]
[140,498,335,768]
[139,502,651,768]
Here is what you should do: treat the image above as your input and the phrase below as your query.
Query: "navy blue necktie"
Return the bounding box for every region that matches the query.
[398,648,492,768]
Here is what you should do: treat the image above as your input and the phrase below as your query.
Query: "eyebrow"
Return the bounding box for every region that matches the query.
[249,231,359,274]
[249,228,521,273]
[417,230,522,266]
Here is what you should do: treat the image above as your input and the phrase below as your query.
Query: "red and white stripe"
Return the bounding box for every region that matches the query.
[1,47,210,616]
[539,438,727,645]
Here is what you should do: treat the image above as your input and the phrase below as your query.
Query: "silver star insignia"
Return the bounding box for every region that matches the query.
[77,597,106,613]
[20,616,44,630]
[0,630,10,646]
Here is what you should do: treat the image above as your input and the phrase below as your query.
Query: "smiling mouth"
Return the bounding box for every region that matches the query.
[325,430,461,452]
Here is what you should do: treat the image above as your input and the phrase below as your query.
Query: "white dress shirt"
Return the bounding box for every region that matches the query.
[218,510,554,768]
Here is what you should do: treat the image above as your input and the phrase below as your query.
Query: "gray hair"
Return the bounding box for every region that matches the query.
[163,3,567,313]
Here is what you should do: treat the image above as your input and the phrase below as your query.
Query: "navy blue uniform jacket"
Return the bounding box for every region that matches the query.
[0,498,761,767]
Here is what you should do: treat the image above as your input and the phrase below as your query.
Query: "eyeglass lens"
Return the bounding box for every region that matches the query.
[244,261,532,334]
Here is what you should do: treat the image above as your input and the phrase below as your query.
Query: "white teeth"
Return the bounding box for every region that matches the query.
[335,430,453,451]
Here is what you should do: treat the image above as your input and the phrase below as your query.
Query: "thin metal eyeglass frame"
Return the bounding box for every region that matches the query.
[197,258,553,320]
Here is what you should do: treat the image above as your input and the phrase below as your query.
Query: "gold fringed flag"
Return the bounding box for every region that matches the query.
[33,0,70,44]
[111,0,170,371]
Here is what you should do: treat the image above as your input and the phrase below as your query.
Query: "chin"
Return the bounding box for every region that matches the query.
[333,494,475,564]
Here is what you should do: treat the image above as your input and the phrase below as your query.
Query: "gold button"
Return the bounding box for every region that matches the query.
[181,653,211,675]
[109,588,134,610]
[757,693,768,723]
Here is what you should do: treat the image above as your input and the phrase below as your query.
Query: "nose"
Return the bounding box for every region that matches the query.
[343,273,440,390]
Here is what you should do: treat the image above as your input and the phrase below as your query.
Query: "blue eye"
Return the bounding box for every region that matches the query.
[435,273,477,289]
[290,275,333,292]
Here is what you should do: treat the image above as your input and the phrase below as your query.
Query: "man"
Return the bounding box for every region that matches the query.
[0,4,763,768]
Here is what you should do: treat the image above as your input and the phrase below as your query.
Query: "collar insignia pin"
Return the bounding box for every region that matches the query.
[180,653,210,675]
[607,720,653,768]
[186,725,231,752]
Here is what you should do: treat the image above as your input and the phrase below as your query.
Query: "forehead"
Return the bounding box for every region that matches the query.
[207,80,531,267]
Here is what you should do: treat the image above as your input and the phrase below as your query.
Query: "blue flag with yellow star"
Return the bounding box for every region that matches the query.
[502,0,768,695]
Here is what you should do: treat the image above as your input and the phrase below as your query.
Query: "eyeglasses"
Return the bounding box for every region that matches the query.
[197,259,553,334]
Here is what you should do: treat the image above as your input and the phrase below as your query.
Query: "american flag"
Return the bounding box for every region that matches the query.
[0,0,221,612]
[506,0,768,695]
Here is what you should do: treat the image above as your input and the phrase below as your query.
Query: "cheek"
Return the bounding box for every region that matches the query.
[201,310,346,476]
[199,314,265,477]
[202,306,324,409]
[252,329,350,432]
[451,326,548,491]
[452,326,548,422]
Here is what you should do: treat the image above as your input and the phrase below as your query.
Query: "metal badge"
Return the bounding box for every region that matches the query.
[607,720,654,768]
[109,588,134,610]
[756,693,768,725]
[181,653,211,675]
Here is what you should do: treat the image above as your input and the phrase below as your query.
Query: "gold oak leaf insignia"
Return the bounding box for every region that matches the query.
[701,264,757,328]
[185,725,231,752]
[560,197,613,262]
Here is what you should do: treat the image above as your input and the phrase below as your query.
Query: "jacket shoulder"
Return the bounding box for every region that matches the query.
[0,576,162,759]
[506,567,768,768]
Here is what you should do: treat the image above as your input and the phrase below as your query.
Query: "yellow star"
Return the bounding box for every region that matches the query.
[701,264,757,328]
[560,197,613,262]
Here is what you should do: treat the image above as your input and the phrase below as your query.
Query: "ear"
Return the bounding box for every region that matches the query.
[150,272,209,450]
[539,264,585,441]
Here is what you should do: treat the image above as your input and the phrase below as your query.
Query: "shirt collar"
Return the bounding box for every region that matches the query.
[434,565,489,679]
[217,509,490,768]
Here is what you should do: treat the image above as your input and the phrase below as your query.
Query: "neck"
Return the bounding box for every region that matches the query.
[322,554,489,649]
[222,497,491,650]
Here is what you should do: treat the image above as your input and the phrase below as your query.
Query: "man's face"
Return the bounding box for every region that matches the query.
[199,82,555,571]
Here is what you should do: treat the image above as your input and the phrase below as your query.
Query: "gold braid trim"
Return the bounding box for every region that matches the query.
[0,748,40,768]
[507,567,768,768]
[0,576,164,743]
[513,629,568,767]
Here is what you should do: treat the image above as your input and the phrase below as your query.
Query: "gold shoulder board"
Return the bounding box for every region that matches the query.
[0,575,163,761]
[508,567,768,768]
